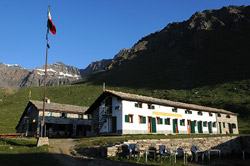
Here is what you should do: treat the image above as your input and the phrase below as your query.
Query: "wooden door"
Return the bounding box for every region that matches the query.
[112,117,117,133]
[191,121,195,133]
[187,120,191,134]
[148,117,152,133]
[173,119,178,133]
[219,122,222,134]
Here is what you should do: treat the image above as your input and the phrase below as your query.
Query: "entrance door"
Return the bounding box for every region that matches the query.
[198,121,203,133]
[191,121,195,133]
[228,123,233,134]
[152,117,156,133]
[219,122,222,134]
[112,117,117,133]
[148,117,152,133]
[172,119,178,133]
[187,120,191,134]
[208,122,212,133]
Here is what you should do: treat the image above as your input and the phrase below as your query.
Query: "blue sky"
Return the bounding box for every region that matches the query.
[1,0,250,69]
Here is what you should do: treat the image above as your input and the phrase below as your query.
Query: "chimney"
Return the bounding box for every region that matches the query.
[46,98,50,104]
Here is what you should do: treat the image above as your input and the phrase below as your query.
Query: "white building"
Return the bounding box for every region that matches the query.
[85,90,239,136]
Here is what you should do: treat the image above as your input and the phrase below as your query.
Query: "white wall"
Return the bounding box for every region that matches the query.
[121,100,217,134]
[99,96,122,133]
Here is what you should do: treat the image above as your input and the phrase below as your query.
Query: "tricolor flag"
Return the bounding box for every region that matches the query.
[47,7,56,35]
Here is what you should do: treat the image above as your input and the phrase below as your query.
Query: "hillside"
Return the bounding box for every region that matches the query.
[80,5,250,90]
[0,80,250,134]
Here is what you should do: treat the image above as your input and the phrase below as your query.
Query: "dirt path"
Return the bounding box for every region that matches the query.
[49,139,144,166]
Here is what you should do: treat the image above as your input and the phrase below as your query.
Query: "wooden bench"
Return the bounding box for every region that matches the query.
[0,133,25,139]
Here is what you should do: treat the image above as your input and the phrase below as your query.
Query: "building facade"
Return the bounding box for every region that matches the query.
[85,90,239,136]
[16,100,91,137]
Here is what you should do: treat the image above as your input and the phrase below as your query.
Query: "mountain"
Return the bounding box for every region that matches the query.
[83,5,250,90]
[0,62,81,90]
[0,59,112,90]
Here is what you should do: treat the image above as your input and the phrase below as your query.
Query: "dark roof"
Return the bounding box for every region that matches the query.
[85,90,237,115]
[30,100,89,114]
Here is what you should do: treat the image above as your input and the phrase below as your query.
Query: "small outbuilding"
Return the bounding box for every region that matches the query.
[16,100,91,137]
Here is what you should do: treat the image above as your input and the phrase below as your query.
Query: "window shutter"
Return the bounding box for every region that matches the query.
[89,115,92,119]
[203,122,206,127]
[172,108,175,112]
[189,111,192,114]
[125,115,129,122]
[213,122,216,127]
[165,119,168,125]
[151,105,155,109]
[143,117,146,123]
[185,110,187,114]
[65,113,67,118]
[78,114,80,119]
[218,113,221,117]
[223,122,225,128]
[180,119,183,125]
[135,103,138,107]
[160,118,163,124]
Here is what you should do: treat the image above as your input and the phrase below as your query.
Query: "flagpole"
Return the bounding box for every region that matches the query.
[41,6,50,137]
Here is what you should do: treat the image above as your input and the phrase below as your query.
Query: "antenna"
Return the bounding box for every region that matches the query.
[103,82,106,92]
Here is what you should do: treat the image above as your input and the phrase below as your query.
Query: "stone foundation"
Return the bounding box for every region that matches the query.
[107,136,250,157]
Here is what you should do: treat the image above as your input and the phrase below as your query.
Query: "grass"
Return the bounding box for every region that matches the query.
[0,138,58,166]
[1,80,250,134]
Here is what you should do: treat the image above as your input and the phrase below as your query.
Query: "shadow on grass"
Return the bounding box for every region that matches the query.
[2,139,36,147]
[0,152,145,166]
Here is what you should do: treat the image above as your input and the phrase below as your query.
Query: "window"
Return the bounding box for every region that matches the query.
[172,107,177,113]
[203,121,207,127]
[78,114,83,119]
[180,119,185,126]
[198,111,203,116]
[226,115,231,118]
[157,117,163,124]
[232,123,236,128]
[125,114,133,123]
[60,113,67,118]
[135,102,142,108]
[88,114,92,120]
[223,122,225,128]
[148,104,155,109]
[213,122,216,127]
[48,112,52,116]
[165,118,170,125]
[218,113,221,117]
[185,109,192,114]
[209,113,213,117]
[139,115,146,124]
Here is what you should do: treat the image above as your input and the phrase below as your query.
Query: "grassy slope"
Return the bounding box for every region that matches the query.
[0,138,58,166]
[0,80,250,134]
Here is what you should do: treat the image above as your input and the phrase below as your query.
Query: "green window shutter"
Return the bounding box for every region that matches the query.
[223,122,225,128]
[180,119,182,126]
[125,115,129,122]
[213,122,216,127]
[135,103,138,107]
[185,110,187,114]
[219,122,222,134]
[89,115,92,119]
[160,118,163,124]
[152,118,156,133]
[151,105,155,109]
[203,122,206,127]
[165,119,168,125]
[143,117,146,123]
[172,108,175,112]
[189,111,192,114]
[65,113,67,118]
[78,114,81,119]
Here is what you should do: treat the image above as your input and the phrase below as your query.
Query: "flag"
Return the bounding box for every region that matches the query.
[47,7,56,35]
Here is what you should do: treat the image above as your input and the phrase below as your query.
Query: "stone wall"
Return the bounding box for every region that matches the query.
[107,136,249,157]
